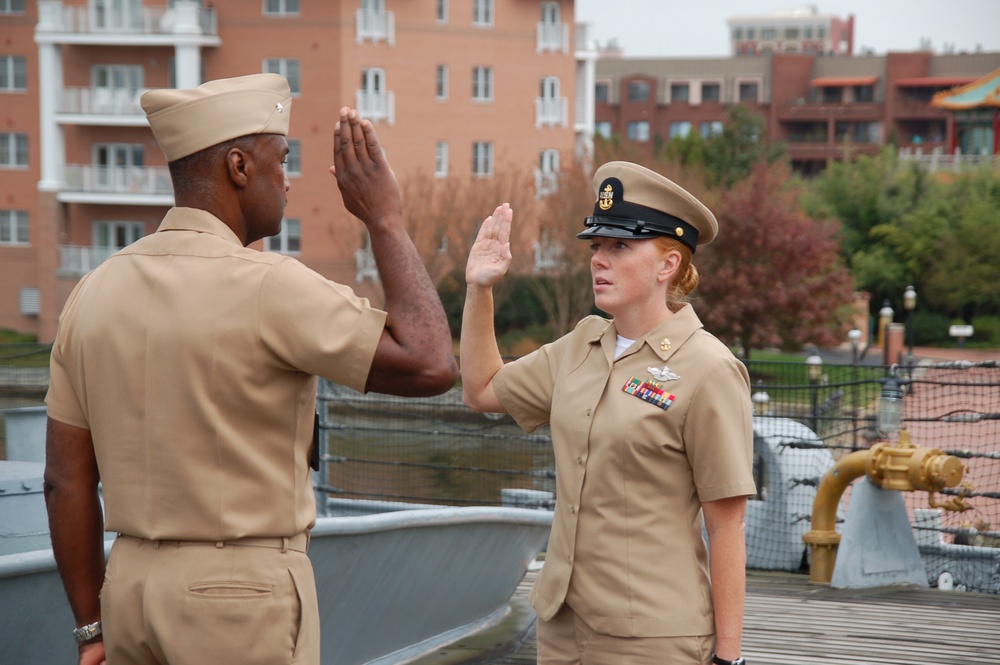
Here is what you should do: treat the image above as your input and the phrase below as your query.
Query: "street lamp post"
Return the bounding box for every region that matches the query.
[806,353,823,435]
[903,285,917,361]
[878,300,894,365]
[752,380,770,418]
[847,328,862,447]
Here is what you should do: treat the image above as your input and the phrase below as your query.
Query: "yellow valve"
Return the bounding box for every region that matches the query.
[867,430,965,492]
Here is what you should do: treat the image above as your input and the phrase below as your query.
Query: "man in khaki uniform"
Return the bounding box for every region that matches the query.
[43,73,457,665]
[461,164,755,664]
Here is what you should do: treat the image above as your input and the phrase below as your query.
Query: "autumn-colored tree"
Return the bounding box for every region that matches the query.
[695,162,855,358]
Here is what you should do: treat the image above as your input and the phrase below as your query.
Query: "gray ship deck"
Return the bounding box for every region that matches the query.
[413,566,1000,665]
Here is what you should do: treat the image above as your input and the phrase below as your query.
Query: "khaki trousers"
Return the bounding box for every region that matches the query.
[101,533,319,665]
[537,603,714,665]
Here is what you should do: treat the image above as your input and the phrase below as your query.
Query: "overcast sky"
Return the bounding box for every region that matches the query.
[574,1,1000,57]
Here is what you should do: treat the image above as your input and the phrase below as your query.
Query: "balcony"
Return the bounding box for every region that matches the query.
[58,164,173,205]
[36,1,219,46]
[355,90,395,125]
[777,98,884,121]
[537,21,569,53]
[786,140,881,161]
[536,97,568,129]
[356,8,394,45]
[891,99,950,121]
[56,86,147,124]
[57,245,120,277]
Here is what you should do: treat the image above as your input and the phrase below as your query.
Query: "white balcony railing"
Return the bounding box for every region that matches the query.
[898,147,1000,172]
[356,9,395,45]
[536,21,569,53]
[59,87,146,116]
[62,164,173,195]
[356,90,395,125]
[535,96,568,128]
[37,1,217,36]
[57,245,120,277]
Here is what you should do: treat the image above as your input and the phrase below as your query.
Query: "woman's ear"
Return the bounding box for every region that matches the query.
[658,249,682,283]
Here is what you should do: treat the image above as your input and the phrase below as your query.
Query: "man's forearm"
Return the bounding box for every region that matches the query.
[45,483,106,629]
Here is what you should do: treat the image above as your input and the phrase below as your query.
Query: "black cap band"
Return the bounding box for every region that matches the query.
[578,197,700,252]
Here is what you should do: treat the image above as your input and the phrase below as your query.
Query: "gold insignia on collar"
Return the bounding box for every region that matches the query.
[660,337,671,351]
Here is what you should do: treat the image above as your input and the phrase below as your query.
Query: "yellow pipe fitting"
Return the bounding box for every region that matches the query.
[802,450,869,584]
[802,429,966,585]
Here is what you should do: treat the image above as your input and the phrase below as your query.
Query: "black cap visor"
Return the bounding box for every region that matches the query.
[577,212,699,252]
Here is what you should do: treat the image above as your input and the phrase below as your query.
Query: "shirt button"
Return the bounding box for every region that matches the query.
[585,408,592,416]
[570,506,577,514]
[576,456,584,465]
[566,554,572,563]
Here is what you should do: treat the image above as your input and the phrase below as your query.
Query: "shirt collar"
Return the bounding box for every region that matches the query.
[588,305,705,362]
[157,207,243,247]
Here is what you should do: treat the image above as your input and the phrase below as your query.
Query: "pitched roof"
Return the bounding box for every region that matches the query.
[932,67,1000,109]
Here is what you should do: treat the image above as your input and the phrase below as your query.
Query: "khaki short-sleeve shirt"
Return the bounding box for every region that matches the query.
[46,208,387,541]
[493,305,755,637]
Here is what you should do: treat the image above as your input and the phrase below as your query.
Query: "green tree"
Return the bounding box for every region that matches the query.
[702,105,786,188]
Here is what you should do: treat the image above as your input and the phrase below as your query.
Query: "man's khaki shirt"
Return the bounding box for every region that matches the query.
[46,208,387,541]
[493,305,755,637]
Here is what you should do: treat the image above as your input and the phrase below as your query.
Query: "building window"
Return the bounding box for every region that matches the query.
[264,58,301,94]
[92,143,144,191]
[536,148,559,197]
[804,26,813,38]
[761,27,776,40]
[0,209,28,245]
[854,85,875,102]
[435,141,449,178]
[595,82,608,103]
[785,27,799,39]
[537,76,564,127]
[670,83,690,103]
[700,121,724,138]
[472,141,494,177]
[627,80,649,102]
[0,56,27,91]
[0,0,24,13]
[595,121,612,140]
[473,0,493,26]
[702,83,721,102]
[746,27,755,39]
[263,0,299,16]
[626,121,649,142]
[93,221,143,251]
[436,0,448,23]
[817,26,826,39]
[733,27,743,40]
[822,87,843,103]
[472,66,493,102]
[358,67,393,123]
[738,82,759,103]
[669,121,692,139]
[264,218,301,254]
[436,65,448,100]
[0,132,27,168]
[284,139,301,176]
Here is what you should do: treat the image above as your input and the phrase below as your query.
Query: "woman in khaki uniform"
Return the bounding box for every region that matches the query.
[461,162,755,665]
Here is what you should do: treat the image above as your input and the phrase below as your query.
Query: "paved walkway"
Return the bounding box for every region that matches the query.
[412,566,1000,665]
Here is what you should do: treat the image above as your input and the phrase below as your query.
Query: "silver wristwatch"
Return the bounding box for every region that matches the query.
[72,621,102,645]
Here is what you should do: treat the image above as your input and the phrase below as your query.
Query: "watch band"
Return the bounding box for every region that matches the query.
[711,655,746,665]
[72,620,102,645]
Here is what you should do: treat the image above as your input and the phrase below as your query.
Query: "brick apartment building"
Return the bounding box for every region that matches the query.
[0,0,597,342]
[594,50,1000,174]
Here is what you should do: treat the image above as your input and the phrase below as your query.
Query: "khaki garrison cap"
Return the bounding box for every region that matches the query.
[577,161,718,252]
[141,73,292,162]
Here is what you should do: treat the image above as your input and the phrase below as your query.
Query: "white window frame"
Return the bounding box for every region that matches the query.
[264,218,301,254]
[263,0,299,16]
[536,149,559,197]
[472,141,494,178]
[0,132,28,168]
[536,76,566,128]
[472,66,493,102]
[669,121,692,139]
[436,64,448,100]
[92,143,144,190]
[0,55,27,91]
[93,221,143,250]
[0,0,25,15]
[435,140,449,178]
[285,138,301,177]
[357,0,394,44]
[436,0,448,23]
[264,58,301,95]
[473,0,493,26]
[626,121,649,142]
[0,209,28,245]
[357,67,394,124]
